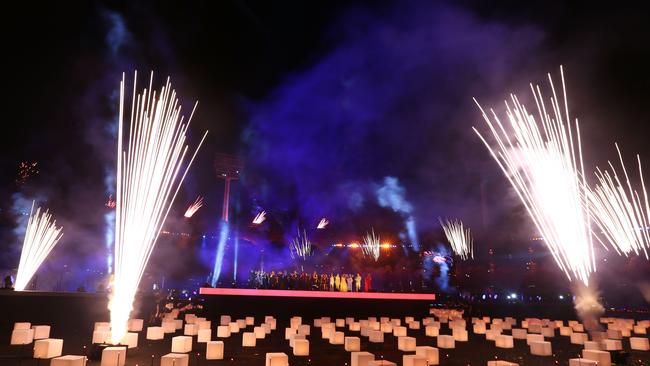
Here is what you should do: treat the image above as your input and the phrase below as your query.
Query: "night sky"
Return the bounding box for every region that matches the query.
[1,1,649,291]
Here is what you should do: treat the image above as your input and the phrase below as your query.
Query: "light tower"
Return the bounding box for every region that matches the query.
[214,153,243,222]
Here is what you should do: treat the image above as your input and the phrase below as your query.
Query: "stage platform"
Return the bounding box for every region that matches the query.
[199,288,437,318]
[199,287,435,300]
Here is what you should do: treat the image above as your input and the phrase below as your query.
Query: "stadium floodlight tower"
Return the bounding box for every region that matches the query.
[214,153,244,222]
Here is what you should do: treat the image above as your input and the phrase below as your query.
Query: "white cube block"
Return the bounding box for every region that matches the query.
[286,327,298,340]
[173,319,183,330]
[11,329,34,345]
[50,355,87,366]
[246,316,255,325]
[473,322,487,334]
[291,317,302,329]
[415,346,439,365]
[198,320,211,330]
[391,319,401,326]
[254,326,266,339]
[437,335,455,349]
[217,325,231,338]
[530,341,551,356]
[569,358,598,366]
[633,325,647,334]
[14,322,31,330]
[220,315,231,326]
[100,346,127,366]
[183,323,198,336]
[171,336,192,353]
[495,335,514,348]
[528,324,542,333]
[162,320,176,333]
[34,338,63,359]
[409,321,421,330]
[582,349,611,366]
[541,327,555,337]
[229,322,240,333]
[127,319,143,332]
[351,351,375,366]
[350,322,361,331]
[32,325,50,340]
[630,336,650,350]
[265,352,289,366]
[425,325,439,337]
[603,339,622,351]
[330,331,345,345]
[298,324,310,335]
[403,355,427,366]
[262,323,272,334]
[122,332,138,348]
[368,360,397,366]
[293,339,309,356]
[197,328,211,343]
[607,329,622,339]
[584,341,600,350]
[206,341,224,360]
[486,329,501,340]
[314,318,323,327]
[146,326,164,340]
[369,330,384,343]
[393,326,407,337]
[560,326,573,336]
[487,361,518,366]
[237,319,247,329]
[336,318,346,327]
[571,332,588,344]
[381,323,393,333]
[526,334,544,345]
[266,318,277,330]
[242,332,256,347]
[398,336,416,351]
[572,324,585,332]
[161,353,189,366]
[345,336,361,351]
[289,334,305,348]
[185,314,197,323]
[511,328,527,340]
[453,328,468,341]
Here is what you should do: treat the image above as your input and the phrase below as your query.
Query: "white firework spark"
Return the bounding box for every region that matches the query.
[14,202,63,291]
[439,218,473,260]
[473,67,595,286]
[290,230,312,260]
[362,228,381,261]
[110,72,207,344]
[588,144,650,258]
[252,211,266,225]
[317,218,329,229]
[183,196,204,218]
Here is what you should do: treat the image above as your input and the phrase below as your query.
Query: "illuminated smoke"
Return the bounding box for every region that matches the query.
[376,176,419,250]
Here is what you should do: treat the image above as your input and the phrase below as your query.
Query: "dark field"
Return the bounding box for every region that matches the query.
[1,291,648,366]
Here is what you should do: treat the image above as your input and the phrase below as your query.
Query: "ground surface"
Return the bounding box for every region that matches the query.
[1,291,649,366]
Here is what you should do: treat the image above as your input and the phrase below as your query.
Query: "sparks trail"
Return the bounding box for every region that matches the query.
[15,202,63,291]
[588,144,650,258]
[252,211,266,225]
[473,66,595,286]
[110,72,207,344]
[439,218,473,260]
[184,196,204,218]
[361,228,381,261]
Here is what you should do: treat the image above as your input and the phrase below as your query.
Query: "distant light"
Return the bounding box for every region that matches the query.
[510,293,517,298]
[482,294,486,300]
[559,295,564,300]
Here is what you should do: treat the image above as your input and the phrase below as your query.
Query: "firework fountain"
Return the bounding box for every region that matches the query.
[14,202,63,291]
[362,228,381,261]
[290,230,312,270]
[474,67,604,328]
[252,211,266,225]
[109,72,207,344]
[588,144,650,258]
[317,218,329,229]
[439,218,473,260]
[183,196,204,218]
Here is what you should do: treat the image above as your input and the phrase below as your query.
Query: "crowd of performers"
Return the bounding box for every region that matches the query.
[248,271,373,292]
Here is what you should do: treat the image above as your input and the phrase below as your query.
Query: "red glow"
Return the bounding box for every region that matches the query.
[199,287,435,300]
